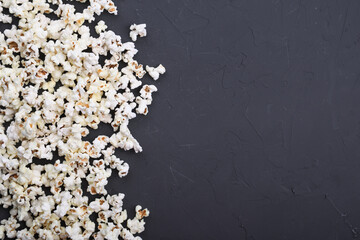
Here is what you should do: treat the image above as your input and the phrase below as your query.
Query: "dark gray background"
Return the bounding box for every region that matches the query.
[112,0,360,239]
[3,0,360,239]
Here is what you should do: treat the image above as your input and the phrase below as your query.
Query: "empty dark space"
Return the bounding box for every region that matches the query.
[112,0,360,239]
[2,0,360,239]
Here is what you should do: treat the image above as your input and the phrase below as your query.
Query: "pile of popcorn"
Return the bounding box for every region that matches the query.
[0,0,165,239]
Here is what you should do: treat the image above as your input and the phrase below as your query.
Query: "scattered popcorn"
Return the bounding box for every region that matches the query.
[0,0,164,239]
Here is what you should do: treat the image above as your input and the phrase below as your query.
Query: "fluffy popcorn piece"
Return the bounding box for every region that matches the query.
[120,228,142,240]
[130,24,147,41]
[135,97,150,115]
[104,223,122,239]
[107,193,124,211]
[117,161,130,178]
[135,205,150,220]
[140,85,158,101]
[129,60,146,79]
[125,206,150,235]
[135,85,158,115]
[54,198,71,217]
[65,222,83,240]
[146,64,166,80]
[89,197,109,213]
[1,217,20,239]
[0,226,4,239]
[93,135,109,150]
[0,15,11,24]
[96,20,108,34]
[127,218,146,235]
[0,134,8,149]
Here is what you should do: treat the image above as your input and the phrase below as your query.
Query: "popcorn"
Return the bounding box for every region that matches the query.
[89,197,109,213]
[135,205,150,220]
[120,228,142,240]
[127,218,146,235]
[0,2,11,24]
[0,0,165,239]
[130,24,147,41]
[2,217,19,239]
[96,20,108,34]
[146,64,166,80]
[107,193,124,211]
[126,206,149,235]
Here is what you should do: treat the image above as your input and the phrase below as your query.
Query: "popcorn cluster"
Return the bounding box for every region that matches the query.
[0,0,165,239]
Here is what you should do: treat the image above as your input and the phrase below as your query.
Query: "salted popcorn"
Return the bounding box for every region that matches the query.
[0,0,166,239]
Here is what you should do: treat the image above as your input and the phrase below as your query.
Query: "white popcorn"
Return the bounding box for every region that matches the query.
[146,64,166,80]
[96,20,108,34]
[120,228,142,240]
[107,193,124,211]
[130,24,147,41]
[16,229,33,240]
[104,223,121,239]
[0,3,11,24]
[127,218,146,235]
[135,97,149,115]
[0,0,165,238]
[135,205,150,220]
[93,135,109,150]
[89,197,109,213]
[0,134,7,149]
[65,222,83,240]
[117,162,130,178]
[0,226,4,240]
